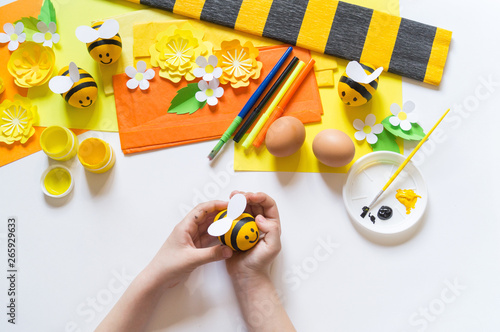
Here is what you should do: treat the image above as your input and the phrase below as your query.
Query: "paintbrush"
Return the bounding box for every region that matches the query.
[361,108,451,218]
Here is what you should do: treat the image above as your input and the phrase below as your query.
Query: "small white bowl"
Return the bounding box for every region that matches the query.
[41,165,74,198]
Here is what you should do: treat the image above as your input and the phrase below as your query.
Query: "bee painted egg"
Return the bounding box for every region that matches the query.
[338,62,379,107]
[87,21,122,65]
[214,210,259,252]
[57,66,98,109]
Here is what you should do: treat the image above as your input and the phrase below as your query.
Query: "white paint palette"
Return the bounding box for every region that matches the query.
[343,152,428,238]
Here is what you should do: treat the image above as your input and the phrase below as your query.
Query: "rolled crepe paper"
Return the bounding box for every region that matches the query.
[124,0,452,86]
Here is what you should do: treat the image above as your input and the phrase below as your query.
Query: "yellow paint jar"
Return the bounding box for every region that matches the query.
[41,165,74,198]
[78,138,116,173]
[40,126,79,161]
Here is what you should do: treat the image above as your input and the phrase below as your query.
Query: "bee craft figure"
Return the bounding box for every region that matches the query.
[214,210,259,252]
[49,62,98,108]
[338,61,383,107]
[75,19,122,65]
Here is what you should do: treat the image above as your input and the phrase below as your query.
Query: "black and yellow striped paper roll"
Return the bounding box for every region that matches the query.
[127,0,452,85]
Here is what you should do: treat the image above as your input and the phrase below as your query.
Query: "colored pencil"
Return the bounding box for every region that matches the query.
[361,108,451,217]
[253,58,315,148]
[207,46,293,160]
[233,57,299,143]
[242,61,306,149]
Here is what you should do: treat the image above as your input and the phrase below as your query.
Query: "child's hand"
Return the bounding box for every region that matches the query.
[148,200,234,289]
[225,191,282,280]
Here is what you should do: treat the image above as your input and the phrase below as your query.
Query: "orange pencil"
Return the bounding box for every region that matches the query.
[253,58,315,148]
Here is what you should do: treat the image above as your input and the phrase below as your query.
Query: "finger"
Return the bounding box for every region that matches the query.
[199,232,221,248]
[247,192,279,220]
[190,245,233,267]
[255,215,281,250]
[186,200,228,226]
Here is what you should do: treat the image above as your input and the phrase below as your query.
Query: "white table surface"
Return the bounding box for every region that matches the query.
[1,0,499,331]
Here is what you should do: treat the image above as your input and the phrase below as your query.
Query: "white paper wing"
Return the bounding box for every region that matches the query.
[227,194,247,220]
[207,217,233,237]
[75,25,99,43]
[98,19,119,39]
[68,62,80,83]
[49,76,74,94]
[364,67,383,83]
[346,61,383,84]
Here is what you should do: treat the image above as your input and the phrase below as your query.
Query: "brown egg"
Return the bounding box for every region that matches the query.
[265,116,306,157]
[312,129,355,167]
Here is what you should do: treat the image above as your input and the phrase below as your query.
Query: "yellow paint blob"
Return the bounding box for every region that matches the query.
[44,168,72,196]
[396,189,421,214]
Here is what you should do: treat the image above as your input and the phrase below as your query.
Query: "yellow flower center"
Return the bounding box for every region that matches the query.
[44,32,52,41]
[11,34,18,41]
[363,125,371,134]
[398,112,407,120]
[135,73,144,81]
[205,65,214,74]
[205,88,214,97]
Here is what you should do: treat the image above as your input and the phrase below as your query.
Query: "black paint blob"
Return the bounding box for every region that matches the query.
[377,206,393,220]
[368,213,376,224]
[361,206,369,218]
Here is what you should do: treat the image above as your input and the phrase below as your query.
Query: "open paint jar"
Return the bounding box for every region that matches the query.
[78,138,116,173]
[40,126,79,161]
[342,151,428,239]
[41,165,74,198]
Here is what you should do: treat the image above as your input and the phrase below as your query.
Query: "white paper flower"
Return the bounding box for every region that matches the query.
[389,101,418,132]
[33,22,60,48]
[125,61,155,90]
[194,55,223,82]
[353,114,384,144]
[0,22,26,51]
[195,79,224,106]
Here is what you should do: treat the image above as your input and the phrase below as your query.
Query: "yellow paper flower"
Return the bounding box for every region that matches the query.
[0,95,38,145]
[214,40,263,88]
[149,23,212,83]
[7,41,55,88]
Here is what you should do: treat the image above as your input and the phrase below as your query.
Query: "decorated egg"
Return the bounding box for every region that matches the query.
[75,20,122,65]
[312,129,355,167]
[338,62,380,107]
[214,210,259,251]
[49,62,98,109]
[265,116,306,157]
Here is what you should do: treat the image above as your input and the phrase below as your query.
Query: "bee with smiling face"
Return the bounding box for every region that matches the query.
[338,61,383,107]
[49,62,98,109]
[75,19,122,65]
[215,210,259,252]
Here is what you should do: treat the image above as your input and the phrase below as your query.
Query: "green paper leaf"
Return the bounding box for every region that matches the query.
[168,83,206,115]
[38,0,56,25]
[371,130,401,153]
[382,116,426,141]
[14,17,40,41]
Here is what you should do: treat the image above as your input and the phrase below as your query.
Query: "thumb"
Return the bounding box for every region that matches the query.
[192,245,233,266]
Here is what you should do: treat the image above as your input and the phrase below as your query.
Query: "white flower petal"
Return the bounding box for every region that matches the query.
[126,78,139,89]
[0,33,10,43]
[195,91,207,102]
[14,22,24,35]
[196,56,208,67]
[43,39,53,48]
[193,67,206,78]
[139,79,150,90]
[353,119,364,131]
[8,40,19,51]
[407,112,419,123]
[208,54,218,67]
[37,21,49,33]
[207,96,218,106]
[389,116,400,127]
[403,100,415,113]
[208,78,219,89]
[203,73,214,82]
[366,133,378,144]
[198,80,208,91]
[17,33,26,43]
[365,113,376,127]
[52,33,60,44]
[136,60,147,73]
[48,22,57,34]
[214,87,224,98]
[125,66,137,78]
[213,67,222,79]
[144,69,155,80]
[3,23,14,35]
[390,103,401,116]
[372,123,384,135]
[400,120,412,131]
[32,32,45,43]
[354,131,366,141]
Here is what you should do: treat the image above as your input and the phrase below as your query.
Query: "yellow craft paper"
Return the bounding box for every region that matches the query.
[234,0,402,173]
[27,0,146,132]
[315,70,335,88]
